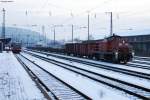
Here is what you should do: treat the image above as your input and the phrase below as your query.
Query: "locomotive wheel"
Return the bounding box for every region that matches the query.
[93,56,97,60]
[95,55,100,60]
[123,60,127,64]
[112,56,119,64]
[88,56,93,59]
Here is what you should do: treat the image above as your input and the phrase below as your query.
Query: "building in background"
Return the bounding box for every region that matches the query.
[123,34,150,57]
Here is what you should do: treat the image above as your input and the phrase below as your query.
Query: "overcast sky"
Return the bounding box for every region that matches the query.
[0,0,150,40]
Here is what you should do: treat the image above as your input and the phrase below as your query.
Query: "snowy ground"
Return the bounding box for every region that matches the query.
[0,51,45,100]
[22,52,138,100]
[135,56,150,59]
[25,51,150,89]
[28,50,150,74]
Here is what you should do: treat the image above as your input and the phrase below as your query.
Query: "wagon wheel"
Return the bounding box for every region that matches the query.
[112,56,119,64]
[123,60,127,64]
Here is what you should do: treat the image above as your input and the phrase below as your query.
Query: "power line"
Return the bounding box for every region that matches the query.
[55,0,113,25]
[41,0,49,9]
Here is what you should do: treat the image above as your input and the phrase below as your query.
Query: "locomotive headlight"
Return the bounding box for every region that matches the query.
[115,51,118,59]
[123,40,125,44]
[132,51,135,57]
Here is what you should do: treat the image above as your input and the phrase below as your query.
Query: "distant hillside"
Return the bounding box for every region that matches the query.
[0,27,47,46]
[0,27,65,47]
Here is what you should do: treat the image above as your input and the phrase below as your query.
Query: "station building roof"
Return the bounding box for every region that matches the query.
[0,38,11,44]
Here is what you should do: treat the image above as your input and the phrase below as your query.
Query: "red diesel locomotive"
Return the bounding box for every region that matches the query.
[65,35,134,63]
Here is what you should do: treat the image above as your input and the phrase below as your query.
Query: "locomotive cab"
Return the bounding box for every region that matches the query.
[112,36,134,63]
[96,35,134,64]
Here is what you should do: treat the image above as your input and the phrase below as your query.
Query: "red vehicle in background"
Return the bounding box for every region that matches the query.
[65,35,134,64]
[11,42,22,53]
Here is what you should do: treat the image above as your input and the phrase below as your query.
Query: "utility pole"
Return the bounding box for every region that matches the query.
[0,0,14,38]
[53,27,55,46]
[18,33,20,42]
[0,1,14,52]
[42,25,46,46]
[106,12,113,36]
[87,13,90,41]
[27,34,29,47]
[110,12,113,36]
[52,25,63,46]
[2,8,5,39]
[71,24,74,43]
[39,28,41,42]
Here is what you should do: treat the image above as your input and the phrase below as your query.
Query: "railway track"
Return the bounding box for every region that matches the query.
[134,56,150,61]
[132,60,150,66]
[23,51,150,100]
[25,50,150,80]
[16,54,90,100]
[27,49,150,73]
[126,56,150,69]
[126,63,150,70]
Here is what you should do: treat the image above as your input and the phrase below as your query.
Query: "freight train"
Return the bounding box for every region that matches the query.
[29,35,134,64]
[11,42,22,53]
[66,35,134,63]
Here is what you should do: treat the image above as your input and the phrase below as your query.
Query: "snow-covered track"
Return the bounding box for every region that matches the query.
[26,50,150,80]
[132,60,150,66]
[15,54,53,100]
[24,51,150,100]
[134,56,150,61]
[126,56,150,69]
[126,63,150,70]
[16,54,90,100]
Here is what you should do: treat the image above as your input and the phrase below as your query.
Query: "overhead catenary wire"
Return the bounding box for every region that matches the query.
[40,0,113,25]
[5,0,150,42]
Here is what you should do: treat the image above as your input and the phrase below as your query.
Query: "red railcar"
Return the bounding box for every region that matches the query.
[65,35,134,63]
[11,42,22,53]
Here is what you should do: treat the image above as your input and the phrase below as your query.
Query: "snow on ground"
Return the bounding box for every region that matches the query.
[22,52,137,100]
[27,50,150,75]
[133,59,150,64]
[128,59,150,67]
[34,53,150,89]
[26,51,150,89]
[129,61,150,68]
[0,51,45,100]
[135,56,150,59]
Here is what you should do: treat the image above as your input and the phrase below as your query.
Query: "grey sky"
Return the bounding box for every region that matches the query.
[0,0,150,40]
